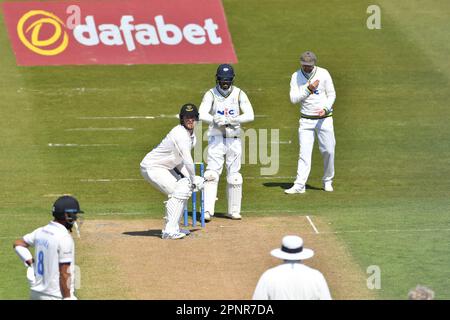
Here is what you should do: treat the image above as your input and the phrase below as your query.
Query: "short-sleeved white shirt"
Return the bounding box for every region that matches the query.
[23,221,75,298]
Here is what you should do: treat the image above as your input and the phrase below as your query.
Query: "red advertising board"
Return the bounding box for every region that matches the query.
[2,0,237,66]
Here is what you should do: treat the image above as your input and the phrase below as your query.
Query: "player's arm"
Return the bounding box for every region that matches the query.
[317,71,336,117]
[58,236,75,299]
[198,91,214,124]
[13,229,37,267]
[170,132,196,182]
[230,91,254,125]
[13,239,34,266]
[178,145,195,182]
[290,72,317,104]
[324,71,336,111]
[59,263,71,299]
[175,164,190,179]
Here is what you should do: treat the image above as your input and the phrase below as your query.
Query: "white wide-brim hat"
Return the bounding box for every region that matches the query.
[270,235,314,261]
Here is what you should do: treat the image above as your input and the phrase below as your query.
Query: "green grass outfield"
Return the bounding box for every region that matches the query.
[1,0,449,299]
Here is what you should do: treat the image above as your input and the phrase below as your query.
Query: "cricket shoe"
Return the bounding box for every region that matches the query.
[323,181,334,192]
[226,213,242,220]
[284,184,306,194]
[179,229,191,236]
[204,211,213,222]
[161,232,186,240]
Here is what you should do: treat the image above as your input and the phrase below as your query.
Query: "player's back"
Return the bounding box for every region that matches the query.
[24,221,74,298]
[260,262,331,300]
[140,125,194,169]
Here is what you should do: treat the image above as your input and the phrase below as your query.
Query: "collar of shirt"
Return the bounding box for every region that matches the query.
[49,220,70,234]
[301,66,317,80]
[216,85,234,98]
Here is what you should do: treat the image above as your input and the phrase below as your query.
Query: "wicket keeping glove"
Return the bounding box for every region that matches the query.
[213,115,229,127]
[192,176,205,192]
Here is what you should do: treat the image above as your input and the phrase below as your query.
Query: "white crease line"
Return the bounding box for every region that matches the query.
[95,212,148,216]
[272,140,292,144]
[80,176,296,182]
[306,215,320,234]
[321,228,450,235]
[65,127,134,131]
[48,143,119,147]
[246,176,296,180]
[78,114,268,120]
[42,194,66,198]
[80,178,141,182]
[77,115,176,120]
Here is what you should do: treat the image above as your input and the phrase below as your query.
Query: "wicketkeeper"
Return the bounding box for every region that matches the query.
[199,64,254,221]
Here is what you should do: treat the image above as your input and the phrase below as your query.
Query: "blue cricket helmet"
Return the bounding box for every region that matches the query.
[216,64,235,81]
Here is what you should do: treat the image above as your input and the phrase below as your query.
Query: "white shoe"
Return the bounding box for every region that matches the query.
[204,211,213,222]
[227,213,242,220]
[323,182,334,192]
[161,232,186,240]
[284,184,305,194]
[179,229,191,236]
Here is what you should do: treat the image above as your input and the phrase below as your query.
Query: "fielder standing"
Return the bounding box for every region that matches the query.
[199,64,254,221]
[140,103,204,239]
[13,196,83,300]
[285,51,336,194]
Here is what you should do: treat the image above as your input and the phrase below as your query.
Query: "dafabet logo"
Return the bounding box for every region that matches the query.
[17,10,69,56]
[3,0,237,66]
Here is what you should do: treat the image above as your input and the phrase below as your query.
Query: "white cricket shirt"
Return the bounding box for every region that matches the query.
[140,125,196,181]
[290,66,336,117]
[23,221,75,298]
[252,262,332,300]
[199,85,254,137]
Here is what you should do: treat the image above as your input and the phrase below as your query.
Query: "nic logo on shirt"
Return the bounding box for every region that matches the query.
[217,108,236,116]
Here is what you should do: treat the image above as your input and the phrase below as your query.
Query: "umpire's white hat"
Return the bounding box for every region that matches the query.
[271,235,314,261]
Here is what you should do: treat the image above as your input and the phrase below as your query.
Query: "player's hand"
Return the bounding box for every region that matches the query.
[228,116,240,126]
[214,115,229,126]
[26,266,37,287]
[213,114,224,126]
[308,80,320,92]
[317,109,326,117]
[192,176,205,192]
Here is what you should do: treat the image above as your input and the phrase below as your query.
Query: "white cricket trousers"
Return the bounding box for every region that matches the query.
[206,135,242,174]
[295,117,335,186]
[140,167,179,195]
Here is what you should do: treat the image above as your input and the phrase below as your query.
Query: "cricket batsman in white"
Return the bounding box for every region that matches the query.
[140,104,204,240]
[199,64,254,221]
[13,196,83,300]
[285,51,336,194]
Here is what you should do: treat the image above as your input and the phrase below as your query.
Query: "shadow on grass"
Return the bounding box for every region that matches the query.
[122,229,202,238]
[262,182,322,191]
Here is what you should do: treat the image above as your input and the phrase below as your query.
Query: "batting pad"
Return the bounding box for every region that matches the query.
[164,197,186,234]
[203,170,219,216]
[227,173,242,216]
